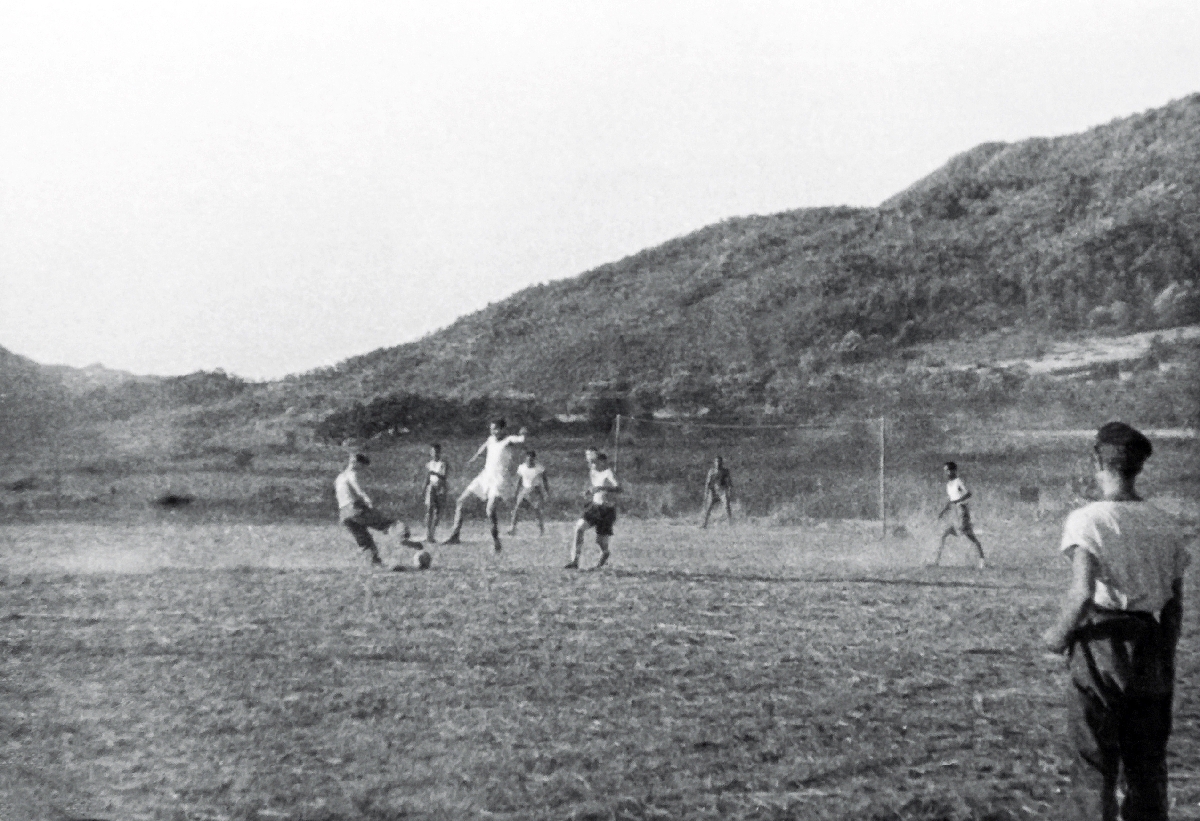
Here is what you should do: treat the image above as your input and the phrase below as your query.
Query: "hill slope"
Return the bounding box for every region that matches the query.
[289,94,1199,409]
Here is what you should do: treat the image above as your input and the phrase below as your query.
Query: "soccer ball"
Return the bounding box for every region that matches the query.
[413,549,432,570]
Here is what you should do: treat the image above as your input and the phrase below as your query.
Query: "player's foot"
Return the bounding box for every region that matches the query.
[595,552,610,569]
[492,537,503,553]
[506,527,516,535]
[977,559,988,570]
[444,533,461,545]
[399,524,411,541]
[563,560,578,570]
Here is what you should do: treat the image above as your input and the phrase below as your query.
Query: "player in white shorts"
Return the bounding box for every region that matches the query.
[508,450,551,535]
[421,443,449,542]
[445,418,527,552]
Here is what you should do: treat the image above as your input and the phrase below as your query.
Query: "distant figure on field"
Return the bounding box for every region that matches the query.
[335,453,404,566]
[700,455,734,527]
[445,419,527,552]
[508,450,551,536]
[932,461,986,568]
[422,443,449,542]
[565,449,621,570]
[1041,422,1189,819]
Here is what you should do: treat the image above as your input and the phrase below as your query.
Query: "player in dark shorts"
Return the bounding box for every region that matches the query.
[335,453,405,565]
[700,455,734,527]
[933,461,986,568]
[565,449,621,570]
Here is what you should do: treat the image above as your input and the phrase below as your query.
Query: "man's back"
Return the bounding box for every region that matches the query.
[1061,500,1190,615]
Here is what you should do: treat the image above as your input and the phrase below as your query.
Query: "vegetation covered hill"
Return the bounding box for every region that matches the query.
[288,94,1200,413]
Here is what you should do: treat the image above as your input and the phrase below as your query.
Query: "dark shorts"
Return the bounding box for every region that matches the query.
[946,504,974,536]
[582,503,617,537]
[425,485,447,510]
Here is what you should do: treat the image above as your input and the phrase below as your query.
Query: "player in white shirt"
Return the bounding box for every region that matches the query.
[932,461,986,568]
[334,453,407,566]
[565,449,621,570]
[445,418,528,551]
[421,443,449,542]
[508,450,551,536]
[1041,422,1190,818]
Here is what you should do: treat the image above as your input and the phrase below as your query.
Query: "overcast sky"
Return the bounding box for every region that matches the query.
[2,1,1198,379]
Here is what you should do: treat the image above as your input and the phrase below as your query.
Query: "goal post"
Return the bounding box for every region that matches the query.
[609,414,888,536]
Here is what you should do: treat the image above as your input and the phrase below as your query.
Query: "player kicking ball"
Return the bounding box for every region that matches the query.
[508,450,550,535]
[932,461,986,568]
[565,449,620,570]
[335,453,417,567]
[445,419,527,552]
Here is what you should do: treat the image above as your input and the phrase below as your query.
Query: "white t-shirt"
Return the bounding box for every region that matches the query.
[517,463,545,489]
[482,434,524,482]
[1060,500,1191,617]
[335,468,368,509]
[589,466,619,506]
[426,459,447,488]
[946,478,970,503]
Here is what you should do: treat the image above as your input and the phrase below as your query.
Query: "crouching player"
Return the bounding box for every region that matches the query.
[565,449,620,570]
[1041,422,1190,820]
[335,453,406,566]
[508,450,550,535]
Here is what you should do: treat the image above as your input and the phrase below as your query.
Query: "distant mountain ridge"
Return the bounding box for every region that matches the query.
[289,94,1200,408]
[5,94,1200,433]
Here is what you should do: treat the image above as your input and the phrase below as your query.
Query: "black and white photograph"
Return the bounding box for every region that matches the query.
[2,2,1198,818]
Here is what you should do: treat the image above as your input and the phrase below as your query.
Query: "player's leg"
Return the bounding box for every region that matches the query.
[932,526,954,565]
[595,533,611,568]
[485,492,502,552]
[533,494,545,535]
[507,488,527,534]
[446,488,472,543]
[722,490,733,523]
[961,510,986,568]
[424,491,441,542]
[344,520,383,566]
[701,490,716,528]
[565,519,588,568]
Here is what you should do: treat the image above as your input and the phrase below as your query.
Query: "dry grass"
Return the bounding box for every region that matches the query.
[2,516,1198,821]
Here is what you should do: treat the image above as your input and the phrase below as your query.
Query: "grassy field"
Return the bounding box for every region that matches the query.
[2,514,1198,821]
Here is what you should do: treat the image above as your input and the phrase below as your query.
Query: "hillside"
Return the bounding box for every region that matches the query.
[0,346,74,454]
[287,94,1200,410]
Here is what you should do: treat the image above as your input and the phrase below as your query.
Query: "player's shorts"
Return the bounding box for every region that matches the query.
[581,503,617,537]
[517,485,546,504]
[946,504,975,536]
[464,473,517,503]
[424,484,447,509]
[339,505,394,548]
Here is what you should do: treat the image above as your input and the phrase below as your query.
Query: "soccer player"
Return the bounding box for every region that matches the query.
[445,419,528,551]
[335,453,404,566]
[700,455,734,528]
[421,443,449,542]
[932,461,986,568]
[508,450,550,536]
[1041,422,1190,819]
[565,449,621,570]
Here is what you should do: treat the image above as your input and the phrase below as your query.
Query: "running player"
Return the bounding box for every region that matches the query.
[445,419,528,551]
[508,450,550,535]
[700,455,734,528]
[565,449,620,570]
[932,461,986,568]
[335,453,405,566]
[421,443,449,542]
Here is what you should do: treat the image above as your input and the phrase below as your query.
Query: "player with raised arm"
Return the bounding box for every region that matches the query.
[700,455,734,528]
[565,449,621,570]
[508,450,550,536]
[932,461,986,568]
[335,453,407,566]
[445,418,528,552]
[421,443,449,542]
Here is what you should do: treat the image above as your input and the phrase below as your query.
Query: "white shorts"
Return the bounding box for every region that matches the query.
[464,472,517,503]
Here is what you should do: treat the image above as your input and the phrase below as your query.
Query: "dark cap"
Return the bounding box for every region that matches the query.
[1094,422,1152,476]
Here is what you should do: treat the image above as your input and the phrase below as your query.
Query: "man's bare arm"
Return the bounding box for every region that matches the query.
[1041,547,1097,653]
